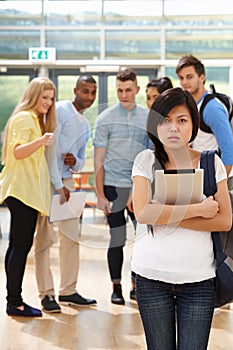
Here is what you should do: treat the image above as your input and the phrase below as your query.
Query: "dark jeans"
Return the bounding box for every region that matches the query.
[104,186,136,283]
[136,275,215,350]
[5,197,38,306]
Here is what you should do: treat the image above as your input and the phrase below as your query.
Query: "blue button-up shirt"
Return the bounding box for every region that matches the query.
[48,100,91,189]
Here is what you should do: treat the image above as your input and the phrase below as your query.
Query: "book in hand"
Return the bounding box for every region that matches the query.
[49,191,86,222]
[155,169,203,205]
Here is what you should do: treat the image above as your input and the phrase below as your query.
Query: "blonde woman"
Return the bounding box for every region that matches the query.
[0,77,56,317]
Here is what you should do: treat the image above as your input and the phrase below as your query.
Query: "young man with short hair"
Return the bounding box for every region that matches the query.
[176,55,233,176]
[93,68,149,304]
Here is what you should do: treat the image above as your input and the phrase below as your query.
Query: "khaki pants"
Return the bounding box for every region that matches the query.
[34,177,81,298]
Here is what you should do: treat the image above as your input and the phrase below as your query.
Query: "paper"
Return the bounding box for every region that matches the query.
[49,191,86,222]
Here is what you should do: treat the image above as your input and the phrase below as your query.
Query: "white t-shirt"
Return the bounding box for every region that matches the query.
[131,149,227,284]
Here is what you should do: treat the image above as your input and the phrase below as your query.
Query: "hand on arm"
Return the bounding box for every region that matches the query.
[132,175,220,227]
[180,179,232,232]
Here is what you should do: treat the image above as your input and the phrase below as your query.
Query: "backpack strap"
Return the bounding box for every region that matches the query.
[199,85,233,134]
[199,95,215,134]
[200,150,217,197]
[200,150,226,264]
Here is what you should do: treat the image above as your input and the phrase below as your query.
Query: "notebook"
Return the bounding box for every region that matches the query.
[49,191,86,222]
[154,169,203,205]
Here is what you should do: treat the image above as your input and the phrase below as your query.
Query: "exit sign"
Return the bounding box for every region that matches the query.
[29,47,56,63]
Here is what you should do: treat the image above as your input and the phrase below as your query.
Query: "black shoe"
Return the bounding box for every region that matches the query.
[7,302,42,317]
[41,295,61,313]
[59,293,97,306]
[130,287,136,301]
[111,284,125,305]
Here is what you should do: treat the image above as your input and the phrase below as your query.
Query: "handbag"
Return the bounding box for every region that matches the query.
[200,150,233,308]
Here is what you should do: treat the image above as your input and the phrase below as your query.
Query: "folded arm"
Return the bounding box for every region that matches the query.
[133,175,231,232]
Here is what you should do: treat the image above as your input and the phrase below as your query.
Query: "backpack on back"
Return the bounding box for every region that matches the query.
[200,150,233,307]
[199,84,233,134]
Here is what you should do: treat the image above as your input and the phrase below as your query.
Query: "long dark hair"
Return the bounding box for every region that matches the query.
[147,87,199,235]
[146,76,173,94]
[147,87,200,169]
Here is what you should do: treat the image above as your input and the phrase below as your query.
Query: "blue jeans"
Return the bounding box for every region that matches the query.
[136,275,215,350]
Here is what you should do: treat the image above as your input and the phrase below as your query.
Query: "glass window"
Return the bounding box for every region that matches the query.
[0,31,40,59]
[104,1,162,26]
[45,1,101,26]
[106,30,161,59]
[166,14,233,27]
[46,30,100,59]
[164,0,233,16]
[0,75,30,132]
[0,1,42,26]
[0,0,232,61]
[166,29,233,59]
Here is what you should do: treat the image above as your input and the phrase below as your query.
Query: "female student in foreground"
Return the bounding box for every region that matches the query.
[131,87,232,350]
[0,77,56,317]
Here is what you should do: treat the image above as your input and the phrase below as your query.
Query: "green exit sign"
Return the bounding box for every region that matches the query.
[29,47,56,63]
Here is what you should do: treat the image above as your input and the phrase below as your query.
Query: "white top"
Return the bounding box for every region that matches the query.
[131,149,227,284]
[192,128,218,153]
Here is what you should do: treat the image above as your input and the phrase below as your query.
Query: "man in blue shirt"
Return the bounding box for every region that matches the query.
[34,75,97,312]
[176,54,233,177]
[93,68,149,304]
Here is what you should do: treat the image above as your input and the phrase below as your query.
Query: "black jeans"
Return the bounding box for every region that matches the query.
[5,197,38,306]
[104,186,136,283]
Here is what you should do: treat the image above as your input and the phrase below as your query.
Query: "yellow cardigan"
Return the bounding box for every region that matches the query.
[0,110,50,215]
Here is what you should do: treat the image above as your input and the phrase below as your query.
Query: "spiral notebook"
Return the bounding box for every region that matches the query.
[155,169,203,205]
[49,191,86,222]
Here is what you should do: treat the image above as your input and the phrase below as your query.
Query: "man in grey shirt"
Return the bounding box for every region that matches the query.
[93,68,149,304]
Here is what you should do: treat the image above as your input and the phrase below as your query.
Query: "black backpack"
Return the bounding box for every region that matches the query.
[200,150,233,307]
[199,84,233,134]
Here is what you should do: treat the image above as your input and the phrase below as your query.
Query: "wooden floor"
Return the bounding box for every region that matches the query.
[0,207,233,350]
